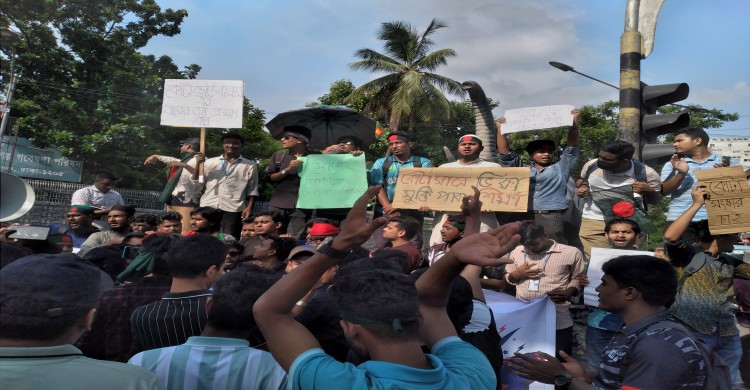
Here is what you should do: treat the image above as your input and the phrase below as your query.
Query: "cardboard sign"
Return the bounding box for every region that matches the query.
[391,167,529,212]
[502,104,575,134]
[296,154,368,209]
[694,166,750,234]
[160,79,244,128]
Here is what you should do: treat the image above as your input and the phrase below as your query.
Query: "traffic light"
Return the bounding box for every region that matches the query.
[640,82,690,161]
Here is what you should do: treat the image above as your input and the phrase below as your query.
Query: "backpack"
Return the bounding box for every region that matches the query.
[581,159,648,182]
[380,156,422,186]
[622,319,732,390]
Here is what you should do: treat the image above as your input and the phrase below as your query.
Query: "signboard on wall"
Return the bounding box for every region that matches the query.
[1,137,83,182]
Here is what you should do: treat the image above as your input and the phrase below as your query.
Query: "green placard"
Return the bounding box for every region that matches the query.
[296,154,367,209]
[1,137,83,182]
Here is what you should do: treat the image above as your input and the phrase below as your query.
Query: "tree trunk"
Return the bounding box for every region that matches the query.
[389,110,401,133]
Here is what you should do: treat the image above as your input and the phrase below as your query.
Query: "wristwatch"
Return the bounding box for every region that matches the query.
[553,373,572,388]
[281,169,287,175]
[317,236,350,259]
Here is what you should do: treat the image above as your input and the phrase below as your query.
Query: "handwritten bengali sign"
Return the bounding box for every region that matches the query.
[391,167,529,212]
[694,166,750,234]
[503,104,575,134]
[160,79,244,128]
[584,248,653,307]
[296,154,368,209]
[1,137,83,182]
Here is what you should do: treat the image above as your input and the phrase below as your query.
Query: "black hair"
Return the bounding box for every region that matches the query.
[675,127,710,147]
[600,140,635,160]
[387,131,411,142]
[0,297,90,340]
[167,235,227,278]
[133,214,159,227]
[519,220,546,245]
[525,139,556,155]
[221,132,245,145]
[141,233,181,276]
[389,216,420,240]
[604,218,642,235]
[241,215,256,224]
[601,255,677,307]
[281,125,311,141]
[95,172,119,182]
[368,248,413,275]
[267,236,297,262]
[332,269,420,341]
[110,205,136,217]
[207,270,275,331]
[83,245,126,281]
[190,207,224,230]
[336,135,363,149]
[159,212,182,223]
[254,210,284,224]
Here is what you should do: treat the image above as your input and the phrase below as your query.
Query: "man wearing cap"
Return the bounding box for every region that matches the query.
[54,205,99,254]
[370,131,432,249]
[496,109,580,243]
[0,253,165,390]
[78,205,135,258]
[266,125,317,239]
[427,134,501,247]
[286,245,317,274]
[145,138,202,233]
[70,172,125,223]
[195,132,259,239]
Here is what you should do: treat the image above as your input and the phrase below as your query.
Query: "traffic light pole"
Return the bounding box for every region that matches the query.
[619,0,643,158]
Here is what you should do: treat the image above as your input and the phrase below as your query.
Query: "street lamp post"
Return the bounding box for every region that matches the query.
[549,61,620,91]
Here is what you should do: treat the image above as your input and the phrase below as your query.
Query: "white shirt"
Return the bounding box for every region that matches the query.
[580,159,661,221]
[70,185,124,208]
[199,155,259,212]
[157,155,203,205]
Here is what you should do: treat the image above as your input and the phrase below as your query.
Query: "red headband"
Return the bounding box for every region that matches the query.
[309,223,341,236]
[388,134,410,142]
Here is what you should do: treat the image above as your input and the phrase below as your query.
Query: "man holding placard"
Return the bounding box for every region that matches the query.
[663,185,750,387]
[496,109,580,243]
[194,132,259,239]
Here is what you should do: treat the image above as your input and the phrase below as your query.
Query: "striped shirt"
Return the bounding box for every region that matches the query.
[505,241,584,329]
[128,336,287,390]
[131,290,212,351]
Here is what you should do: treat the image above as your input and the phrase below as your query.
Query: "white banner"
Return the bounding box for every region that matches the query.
[584,248,654,307]
[485,290,555,390]
[503,105,575,134]
[160,79,244,128]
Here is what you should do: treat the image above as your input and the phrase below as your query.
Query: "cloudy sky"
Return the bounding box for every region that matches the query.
[142,0,750,138]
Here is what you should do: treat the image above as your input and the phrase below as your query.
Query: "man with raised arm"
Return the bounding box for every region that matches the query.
[253,186,521,389]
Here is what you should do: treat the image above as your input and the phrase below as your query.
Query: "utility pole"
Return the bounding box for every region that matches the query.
[618,0,643,154]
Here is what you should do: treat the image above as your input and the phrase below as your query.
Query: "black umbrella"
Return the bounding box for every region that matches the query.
[265,105,377,150]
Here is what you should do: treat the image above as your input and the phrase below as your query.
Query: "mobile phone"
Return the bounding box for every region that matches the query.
[722,156,731,166]
[7,226,51,240]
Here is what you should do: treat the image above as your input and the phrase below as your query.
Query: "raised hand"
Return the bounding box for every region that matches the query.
[448,221,521,267]
[332,186,389,250]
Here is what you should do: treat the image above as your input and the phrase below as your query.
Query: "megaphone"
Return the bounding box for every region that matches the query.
[1,172,36,222]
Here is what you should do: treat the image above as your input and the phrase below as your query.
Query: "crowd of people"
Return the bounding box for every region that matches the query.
[1,115,749,390]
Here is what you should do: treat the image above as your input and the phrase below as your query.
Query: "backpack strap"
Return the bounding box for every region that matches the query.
[581,161,598,181]
[677,252,708,292]
[631,160,647,182]
[381,156,422,185]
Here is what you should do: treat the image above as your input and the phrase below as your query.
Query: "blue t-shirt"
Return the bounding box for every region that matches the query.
[369,155,432,207]
[288,336,495,390]
[660,154,740,221]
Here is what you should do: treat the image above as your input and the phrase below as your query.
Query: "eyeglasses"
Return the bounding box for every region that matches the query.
[339,141,355,146]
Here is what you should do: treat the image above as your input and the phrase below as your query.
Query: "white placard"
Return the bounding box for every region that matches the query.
[584,247,654,307]
[502,105,575,134]
[160,79,244,128]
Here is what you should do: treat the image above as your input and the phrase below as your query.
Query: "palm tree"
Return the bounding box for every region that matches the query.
[347,19,465,133]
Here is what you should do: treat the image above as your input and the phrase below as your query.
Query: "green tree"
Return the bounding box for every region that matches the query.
[0,0,204,188]
[307,79,370,112]
[347,18,465,133]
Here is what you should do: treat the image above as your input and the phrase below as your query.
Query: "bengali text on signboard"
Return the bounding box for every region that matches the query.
[694,166,750,234]
[296,154,368,209]
[160,79,244,128]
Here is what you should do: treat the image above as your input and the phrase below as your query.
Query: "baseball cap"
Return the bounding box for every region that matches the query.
[69,205,96,215]
[0,253,114,317]
[287,246,317,261]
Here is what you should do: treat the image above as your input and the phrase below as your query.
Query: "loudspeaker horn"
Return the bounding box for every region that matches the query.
[0,172,36,222]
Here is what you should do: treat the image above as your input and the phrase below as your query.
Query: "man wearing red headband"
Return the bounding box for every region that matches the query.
[369,131,432,249]
[306,222,341,247]
[428,134,500,248]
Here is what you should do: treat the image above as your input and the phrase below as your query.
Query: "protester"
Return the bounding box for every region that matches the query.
[496,109,580,243]
[506,255,708,389]
[77,233,178,362]
[266,125,316,239]
[70,172,125,220]
[285,246,317,274]
[0,253,164,390]
[131,214,159,233]
[144,137,202,233]
[663,185,749,387]
[322,135,364,155]
[660,128,740,243]
[78,205,135,258]
[426,134,500,247]
[306,221,341,247]
[53,205,99,253]
[576,140,662,257]
[369,131,432,249]
[380,215,423,271]
[183,206,233,241]
[156,212,182,234]
[504,220,584,358]
[253,186,519,389]
[241,211,283,258]
[195,132,259,239]
[130,235,226,351]
[251,235,296,279]
[128,270,287,390]
[426,214,465,265]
